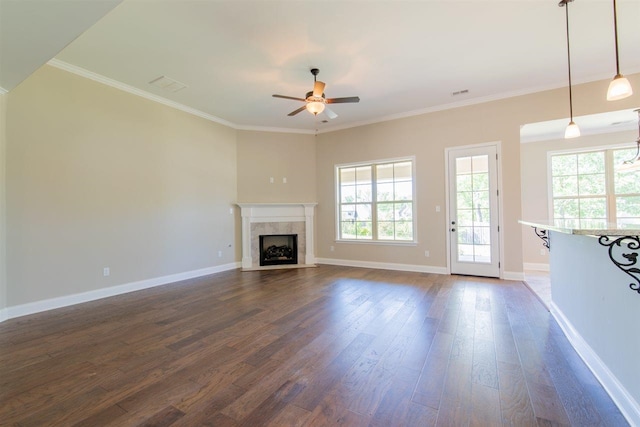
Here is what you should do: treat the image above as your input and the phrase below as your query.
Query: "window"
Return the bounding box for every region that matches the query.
[337,158,415,242]
[550,147,640,228]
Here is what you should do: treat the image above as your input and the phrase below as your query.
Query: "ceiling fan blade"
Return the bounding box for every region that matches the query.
[313,81,325,97]
[326,96,360,104]
[324,106,338,119]
[288,105,308,116]
[273,94,306,102]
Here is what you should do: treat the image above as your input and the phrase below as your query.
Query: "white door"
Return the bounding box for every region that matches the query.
[448,145,500,277]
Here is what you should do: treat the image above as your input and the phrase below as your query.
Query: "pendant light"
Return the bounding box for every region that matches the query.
[607,0,633,101]
[619,109,640,171]
[560,0,580,139]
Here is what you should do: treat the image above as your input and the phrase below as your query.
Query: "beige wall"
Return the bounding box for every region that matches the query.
[6,65,238,306]
[236,130,316,203]
[316,73,640,276]
[520,129,638,267]
[0,93,6,313]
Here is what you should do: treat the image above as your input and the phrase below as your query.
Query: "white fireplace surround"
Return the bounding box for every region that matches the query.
[237,203,317,270]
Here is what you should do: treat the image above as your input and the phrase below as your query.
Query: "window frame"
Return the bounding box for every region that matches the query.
[335,156,417,244]
[547,143,640,228]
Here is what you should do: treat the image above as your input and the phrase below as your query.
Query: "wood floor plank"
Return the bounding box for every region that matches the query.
[0,266,628,426]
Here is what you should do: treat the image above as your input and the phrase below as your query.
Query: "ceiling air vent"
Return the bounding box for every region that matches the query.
[148,75,187,93]
[452,89,469,96]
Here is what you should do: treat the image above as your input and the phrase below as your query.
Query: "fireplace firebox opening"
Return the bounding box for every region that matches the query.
[259,234,298,266]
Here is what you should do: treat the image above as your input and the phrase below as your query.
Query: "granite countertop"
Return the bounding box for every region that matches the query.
[519,220,640,236]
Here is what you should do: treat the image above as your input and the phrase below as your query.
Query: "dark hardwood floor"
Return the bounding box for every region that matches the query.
[0,265,628,426]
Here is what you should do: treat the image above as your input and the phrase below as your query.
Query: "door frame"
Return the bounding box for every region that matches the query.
[444,141,505,279]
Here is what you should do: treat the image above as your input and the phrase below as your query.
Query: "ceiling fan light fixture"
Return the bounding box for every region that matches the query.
[565,120,581,139]
[607,74,633,101]
[306,101,325,115]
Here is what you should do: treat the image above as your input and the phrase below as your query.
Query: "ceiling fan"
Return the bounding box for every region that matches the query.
[272,68,360,119]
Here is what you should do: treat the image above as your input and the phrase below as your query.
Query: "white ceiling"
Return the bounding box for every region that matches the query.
[2,0,640,135]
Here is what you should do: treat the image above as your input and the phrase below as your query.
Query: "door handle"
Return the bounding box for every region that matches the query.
[451,228,456,232]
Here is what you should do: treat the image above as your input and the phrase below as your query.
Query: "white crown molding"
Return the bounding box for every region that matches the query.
[46,59,640,137]
[47,59,237,129]
[0,87,7,95]
[2,262,240,322]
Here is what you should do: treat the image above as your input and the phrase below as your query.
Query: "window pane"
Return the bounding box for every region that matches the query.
[394,162,412,180]
[394,181,412,201]
[578,174,605,196]
[472,172,489,191]
[395,202,412,221]
[552,154,577,176]
[457,192,473,209]
[457,174,472,192]
[614,169,640,194]
[395,221,413,240]
[456,157,472,174]
[553,175,578,197]
[458,209,473,226]
[340,167,356,184]
[474,208,490,224]
[341,222,356,239]
[355,166,371,184]
[341,185,356,203]
[377,183,393,202]
[457,227,473,244]
[356,184,372,202]
[341,204,356,221]
[554,198,579,219]
[473,227,490,245]
[356,221,372,239]
[355,204,371,221]
[578,152,605,174]
[377,203,394,221]
[616,196,640,219]
[472,155,488,173]
[378,221,394,239]
[579,198,606,220]
[376,163,393,182]
[474,191,490,209]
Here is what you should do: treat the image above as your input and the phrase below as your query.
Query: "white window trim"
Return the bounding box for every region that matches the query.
[335,156,417,244]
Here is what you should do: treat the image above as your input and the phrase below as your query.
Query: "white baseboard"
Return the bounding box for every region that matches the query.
[551,302,640,427]
[523,262,550,272]
[316,257,449,275]
[3,262,240,322]
[503,271,525,281]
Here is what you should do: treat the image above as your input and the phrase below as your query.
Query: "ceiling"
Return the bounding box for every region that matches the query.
[2,0,640,135]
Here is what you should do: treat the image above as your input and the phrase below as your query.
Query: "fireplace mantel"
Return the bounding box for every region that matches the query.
[237,203,317,270]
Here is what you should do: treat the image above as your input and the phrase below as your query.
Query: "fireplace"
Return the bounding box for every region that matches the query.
[259,234,298,266]
[237,203,316,270]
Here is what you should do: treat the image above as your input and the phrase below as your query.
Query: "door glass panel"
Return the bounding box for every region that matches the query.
[456,155,491,263]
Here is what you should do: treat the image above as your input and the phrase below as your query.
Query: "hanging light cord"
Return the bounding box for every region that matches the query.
[562,0,575,122]
[613,0,621,76]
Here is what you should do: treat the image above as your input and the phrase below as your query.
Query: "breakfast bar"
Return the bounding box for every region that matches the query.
[519,220,640,424]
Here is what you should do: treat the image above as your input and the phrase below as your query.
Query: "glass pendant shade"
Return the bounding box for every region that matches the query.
[607,74,633,101]
[306,101,325,115]
[565,121,580,139]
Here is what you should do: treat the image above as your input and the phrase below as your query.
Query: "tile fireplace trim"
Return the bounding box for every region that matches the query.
[237,203,317,270]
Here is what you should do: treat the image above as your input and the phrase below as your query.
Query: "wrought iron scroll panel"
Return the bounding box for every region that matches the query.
[598,235,640,295]
[533,227,550,251]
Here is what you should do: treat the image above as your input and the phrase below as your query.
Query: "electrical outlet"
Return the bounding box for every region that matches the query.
[103,267,110,277]
[540,249,546,256]
[269,177,274,184]
[330,245,335,251]
[424,250,430,257]
[218,250,222,258]
[283,177,287,184]
[229,207,233,214]
[435,205,441,212]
